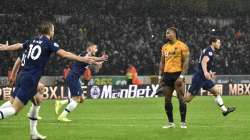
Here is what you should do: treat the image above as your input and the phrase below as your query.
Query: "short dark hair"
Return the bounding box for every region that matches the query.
[39,21,53,35]
[86,42,96,48]
[167,27,178,39]
[209,37,219,45]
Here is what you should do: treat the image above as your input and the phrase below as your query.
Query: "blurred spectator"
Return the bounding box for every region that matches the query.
[63,65,71,80]
[0,0,249,75]
[126,64,142,85]
[82,67,92,86]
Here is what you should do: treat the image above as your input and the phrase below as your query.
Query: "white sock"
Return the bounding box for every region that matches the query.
[214,95,227,112]
[60,99,78,117]
[60,99,69,105]
[28,104,39,135]
[36,106,41,117]
[28,104,38,118]
[30,119,38,135]
[0,106,16,119]
[0,101,12,109]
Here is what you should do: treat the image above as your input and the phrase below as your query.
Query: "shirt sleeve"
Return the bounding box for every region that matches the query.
[22,40,30,50]
[161,45,165,56]
[204,49,213,57]
[181,43,190,56]
[48,42,60,53]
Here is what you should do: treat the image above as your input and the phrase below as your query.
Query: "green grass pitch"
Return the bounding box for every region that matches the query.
[0,96,249,140]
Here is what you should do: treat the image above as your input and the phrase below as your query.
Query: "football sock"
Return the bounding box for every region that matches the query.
[28,104,39,135]
[165,102,174,123]
[214,95,227,112]
[0,106,16,119]
[60,99,78,117]
[0,101,12,109]
[28,104,39,118]
[36,106,41,117]
[179,99,187,123]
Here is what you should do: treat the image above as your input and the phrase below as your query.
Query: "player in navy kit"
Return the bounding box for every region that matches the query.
[185,37,235,116]
[0,21,106,139]
[55,42,107,122]
[0,55,45,121]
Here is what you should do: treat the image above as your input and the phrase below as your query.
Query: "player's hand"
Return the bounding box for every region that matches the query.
[80,57,96,64]
[99,55,108,62]
[204,71,211,80]
[8,80,15,87]
[8,74,16,87]
[99,52,108,61]
[96,61,104,66]
[210,71,216,80]
[158,75,162,84]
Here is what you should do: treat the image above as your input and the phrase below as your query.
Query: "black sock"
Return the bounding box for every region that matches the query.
[165,102,173,123]
[179,99,187,123]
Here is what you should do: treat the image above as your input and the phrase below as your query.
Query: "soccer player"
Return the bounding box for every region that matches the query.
[159,27,190,128]
[0,57,44,120]
[185,37,235,116]
[55,42,106,122]
[0,21,106,139]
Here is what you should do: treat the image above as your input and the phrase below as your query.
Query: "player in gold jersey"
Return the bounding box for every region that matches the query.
[159,27,190,128]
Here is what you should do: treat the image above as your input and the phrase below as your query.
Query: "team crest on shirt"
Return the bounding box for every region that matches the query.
[208,52,213,56]
[54,42,59,47]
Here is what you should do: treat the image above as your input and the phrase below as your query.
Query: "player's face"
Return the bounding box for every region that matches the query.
[89,45,98,56]
[166,29,175,40]
[214,39,221,49]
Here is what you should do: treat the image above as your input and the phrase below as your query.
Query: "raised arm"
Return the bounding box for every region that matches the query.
[56,49,96,64]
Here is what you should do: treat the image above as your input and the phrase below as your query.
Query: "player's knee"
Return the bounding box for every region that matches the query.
[72,96,82,103]
[79,97,85,103]
[175,81,183,87]
[185,97,191,103]
[184,94,193,103]
[37,82,46,94]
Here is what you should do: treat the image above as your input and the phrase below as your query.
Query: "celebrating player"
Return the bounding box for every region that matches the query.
[55,42,107,122]
[0,21,106,139]
[0,57,44,120]
[159,27,190,128]
[185,37,235,116]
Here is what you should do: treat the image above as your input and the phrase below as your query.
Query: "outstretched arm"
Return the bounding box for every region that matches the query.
[0,43,23,51]
[87,55,108,62]
[56,49,96,64]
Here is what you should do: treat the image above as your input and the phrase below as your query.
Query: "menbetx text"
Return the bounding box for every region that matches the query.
[101,85,159,99]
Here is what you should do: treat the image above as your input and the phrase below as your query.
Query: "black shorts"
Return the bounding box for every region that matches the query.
[162,72,181,88]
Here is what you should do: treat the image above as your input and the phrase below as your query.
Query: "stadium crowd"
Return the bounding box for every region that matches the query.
[0,0,249,75]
